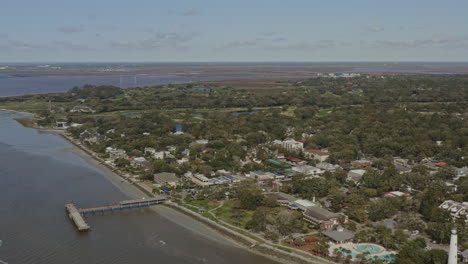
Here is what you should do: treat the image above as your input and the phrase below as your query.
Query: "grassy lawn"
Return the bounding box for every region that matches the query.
[214,200,254,227]
[0,100,49,113]
[186,199,221,211]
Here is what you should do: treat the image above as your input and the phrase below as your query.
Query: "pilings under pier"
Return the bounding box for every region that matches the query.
[65,196,168,231]
[65,204,90,232]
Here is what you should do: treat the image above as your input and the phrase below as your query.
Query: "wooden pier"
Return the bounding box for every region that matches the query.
[65,204,90,232]
[65,196,168,231]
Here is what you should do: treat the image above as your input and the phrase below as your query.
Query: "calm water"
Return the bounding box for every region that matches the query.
[0,112,275,264]
[0,74,305,97]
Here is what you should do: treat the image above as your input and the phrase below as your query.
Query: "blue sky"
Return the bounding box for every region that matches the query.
[1,0,467,62]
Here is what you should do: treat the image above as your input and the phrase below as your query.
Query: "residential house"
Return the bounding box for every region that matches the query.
[153,172,180,187]
[385,191,412,198]
[316,162,341,172]
[304,149,330,162]
[347,169,366,183]
[396,165,412,174]
[106,147,127,160]
[70,105,95,113]
[131,157,150,168]
[455,166,468,180]
[286,156,307,165]
[191,139,209,146]
[250,171,275,181]
[351,159,372,167]
[292,165,323,176]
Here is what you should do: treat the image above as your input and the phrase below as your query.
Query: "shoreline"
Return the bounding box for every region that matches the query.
[59,132,334,264]
[4,110,333,264]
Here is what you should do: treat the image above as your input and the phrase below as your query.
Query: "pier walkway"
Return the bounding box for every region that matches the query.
[66,196,168,231]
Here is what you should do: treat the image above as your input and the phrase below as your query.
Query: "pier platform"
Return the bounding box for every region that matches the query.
[65,204,90,231]
[65,196,168,231]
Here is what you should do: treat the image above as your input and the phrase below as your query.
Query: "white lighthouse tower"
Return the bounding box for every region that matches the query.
[448,228,458,264]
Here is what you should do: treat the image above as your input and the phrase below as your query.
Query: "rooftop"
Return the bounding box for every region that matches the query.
[322,227,355,242]
[304,206,339,221]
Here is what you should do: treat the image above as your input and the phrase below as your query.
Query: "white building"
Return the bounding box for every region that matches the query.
[304,149,330,162]
[274,139,304,152]
[106,147,128,160]
[292,165,323,176]
[439,200,468,223]
[316,162,341,172]
[185,172,213,187]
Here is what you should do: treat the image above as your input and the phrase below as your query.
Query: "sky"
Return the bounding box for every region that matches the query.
[0,0,467,62]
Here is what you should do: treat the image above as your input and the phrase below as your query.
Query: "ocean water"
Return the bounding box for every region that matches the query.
[0,112,276,264]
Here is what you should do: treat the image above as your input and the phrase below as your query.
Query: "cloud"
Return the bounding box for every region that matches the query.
[263,40,340,50]
[7,40,51,51]
[4,40,96,52]
[52,41,96,51]
[177,8,200,16]
[57,26,84,33]
[110,31,198,50]
[216,40,259,50]
[0,33,8,38]
[366,26,384,32]
[216,38,345,51]
[370,35,468,49]
[96,24,116,31]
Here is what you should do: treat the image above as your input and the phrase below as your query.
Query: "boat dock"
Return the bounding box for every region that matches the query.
[65,204,90,231]
[65,196,168,231]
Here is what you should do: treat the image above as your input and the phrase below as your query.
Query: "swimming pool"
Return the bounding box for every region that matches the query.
[338,250,396,262]
[356,244,383,254]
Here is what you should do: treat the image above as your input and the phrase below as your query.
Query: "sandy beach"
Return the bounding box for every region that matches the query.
[61,141,246,248]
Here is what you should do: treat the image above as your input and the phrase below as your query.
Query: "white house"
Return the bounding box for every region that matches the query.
[304,149,330,162]
[292,165,323,176]
[274,139,304,152]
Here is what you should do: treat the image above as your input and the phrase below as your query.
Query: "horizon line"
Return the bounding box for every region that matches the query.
[2,60,468,64]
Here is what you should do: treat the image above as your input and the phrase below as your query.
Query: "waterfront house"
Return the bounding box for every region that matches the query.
[106,147,128,160]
